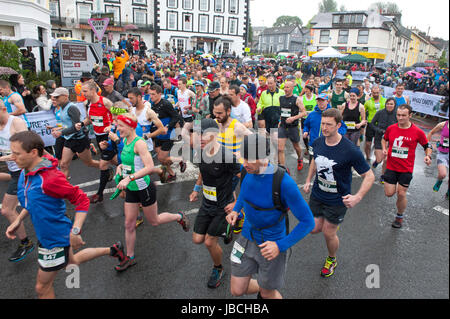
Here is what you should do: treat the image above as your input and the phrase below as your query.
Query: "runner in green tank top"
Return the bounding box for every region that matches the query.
[113,113,190,272]
[329,79,349,109]
[301,85,317,156]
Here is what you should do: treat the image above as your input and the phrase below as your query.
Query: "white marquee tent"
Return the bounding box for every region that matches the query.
[312,47,347,58]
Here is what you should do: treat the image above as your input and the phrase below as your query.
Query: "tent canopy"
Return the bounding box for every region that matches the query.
[312,47,347,58]
[340,53,368,63]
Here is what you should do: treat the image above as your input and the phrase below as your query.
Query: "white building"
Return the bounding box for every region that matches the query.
[155,0,250,56]
[49,0,154,50]
[0,0,52,72]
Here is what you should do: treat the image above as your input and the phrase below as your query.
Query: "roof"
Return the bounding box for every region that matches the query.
[262,25,300,35]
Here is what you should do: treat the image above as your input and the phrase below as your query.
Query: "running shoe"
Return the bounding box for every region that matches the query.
[372,161,379,169]
[379,176,385,184]
[177,211,190,232]
[207,267,224,288]
[136,215,144,228]
[114,256,137,272]
[9,241,35,262]
[110,241,125,261]
[166,174,177,183]
[392,218,403,229]
[158,165,168,183]
[320,256,337,277]
[297,159,304,171]
[179,161,187,173]
[89,194,103,203]
[433,180,443,192]
[233,211,245,234]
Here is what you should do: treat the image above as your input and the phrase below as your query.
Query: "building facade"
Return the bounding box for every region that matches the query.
[49,0,154,51]
[0,0,52,72]
[155,0,250,56]
[406,29,430,67]
[258,25,310,55]
[309,11,412,66]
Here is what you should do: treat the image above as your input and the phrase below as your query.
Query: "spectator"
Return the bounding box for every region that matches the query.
[32,84,52,111]
[9,74,34,113]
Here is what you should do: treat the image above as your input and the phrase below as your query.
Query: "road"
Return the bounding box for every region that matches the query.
[0,121,448,299]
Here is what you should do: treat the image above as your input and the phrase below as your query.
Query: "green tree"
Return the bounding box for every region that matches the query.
[438,50,448,68]
[319,0,339,13]
[0,40,21,70]
[273,16,303,28]
[369,2,402,14]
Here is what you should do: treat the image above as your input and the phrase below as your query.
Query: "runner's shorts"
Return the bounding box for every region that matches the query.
[193,202,228,237]
[437,151,449,168]
[155,138,174,152]
[125,182,157,207]
[231,235,287,291]
[278,125,300,143]
[365,125,375,141]
[38,244,70,272]
[64,136,91,154]
[382,168,413,188]
[6,170,21,196]
[95,134,117,161]
[309,196,348,225]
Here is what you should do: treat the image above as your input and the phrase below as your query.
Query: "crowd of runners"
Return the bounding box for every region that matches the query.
[0,51,448,299]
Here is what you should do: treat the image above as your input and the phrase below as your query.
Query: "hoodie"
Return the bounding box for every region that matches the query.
[17,155,89,249]
[303,104,348,145]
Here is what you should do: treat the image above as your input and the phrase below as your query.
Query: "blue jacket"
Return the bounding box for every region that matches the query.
[303,104,348,145]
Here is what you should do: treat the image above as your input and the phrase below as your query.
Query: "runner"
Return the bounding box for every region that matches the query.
[150,84,186,182]
[177,77,197,146]
[0,80,29,127]
[303,108,374,278]
[189,118,241,288]
[102,78,132,108]
[338,87,367,146]
[427,120,449,198]
[49,88,99,179]
[226,133,315,299]
[0,100,34,262]
[256,76,285,132]
[364,86,386,161]
[113,113,189,272]
[228,85,253,129]
[381,104,432,229]
[301,85,317,156]
[328,79,349,109]
[80,82,115,203]
[6,131,125,299]
[277,80,307,171]
[369,98,398,181]
[139,79,153,103]
[392,83,410,106]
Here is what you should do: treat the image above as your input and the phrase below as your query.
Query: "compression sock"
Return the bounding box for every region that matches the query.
[97,169,110,196]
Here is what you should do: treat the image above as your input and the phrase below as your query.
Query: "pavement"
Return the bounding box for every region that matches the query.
[0,131,448,300]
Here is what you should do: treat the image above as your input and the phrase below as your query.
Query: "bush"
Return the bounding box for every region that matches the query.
[0,40,21,70]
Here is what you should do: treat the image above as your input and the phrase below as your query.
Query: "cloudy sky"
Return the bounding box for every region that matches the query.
[250,0,449,39]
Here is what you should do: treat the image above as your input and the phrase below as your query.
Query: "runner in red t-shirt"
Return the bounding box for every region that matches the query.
[381,104,432,228]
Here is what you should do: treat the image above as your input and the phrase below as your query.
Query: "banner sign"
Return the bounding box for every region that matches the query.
[326,69,371,81]
[26,111,57,147]
[88,18,110,42]
[381,86,448,118]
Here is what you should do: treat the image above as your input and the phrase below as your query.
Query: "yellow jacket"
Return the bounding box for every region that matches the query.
[113,50,130,79]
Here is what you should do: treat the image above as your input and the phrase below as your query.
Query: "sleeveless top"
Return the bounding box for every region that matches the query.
[88,96,113,135]
[331,90,346,108]
[279,95,299,127]
[303,93,317,116]
[0,116,20,172]
[131,102,154,151]
[394,95,407,106]
[178,89,192,119]
[216,119,243,164]
[121,136,151,191]
[3,92,29,127]
[438,121,449,153]
[342,102,361,132]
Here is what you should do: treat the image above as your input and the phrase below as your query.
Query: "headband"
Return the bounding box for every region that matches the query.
[118,115,137,129]
[110,106,128,115]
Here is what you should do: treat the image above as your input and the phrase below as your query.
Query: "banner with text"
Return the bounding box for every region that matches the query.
[326,69,371,81]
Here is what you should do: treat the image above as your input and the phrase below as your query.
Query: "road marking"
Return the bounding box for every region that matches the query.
[433,205,449,216]
[75,179,100,188]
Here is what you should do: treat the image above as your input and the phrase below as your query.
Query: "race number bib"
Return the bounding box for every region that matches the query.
[230,240,246,264]
[91,116,104,127]
[122,164,132,177]
[318,176,338,193]
[38,246,67,269]
[345,121,356,130]
[281,108,291,118]
[203,185,217,202]
[443,138,449,148]
[391,146,409,159]
[308,146,314,156]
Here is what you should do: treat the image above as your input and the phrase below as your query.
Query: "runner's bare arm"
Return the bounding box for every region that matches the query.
[12,116,28,133]
[296,97,307,119]
[146,109,165,138]
[9,95,26,116]
[6,209,29,240]
[426,121,445,143]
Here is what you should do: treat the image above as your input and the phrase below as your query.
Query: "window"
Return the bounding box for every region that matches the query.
[228,18,238,35]
[134,9,147,25]
[214,16,223,33]
[338,30,348,44]
[222,42,230,53]
[199,14,209,32]
[355,14,364,24]
[270,36,274,43]
[51,30,72,39]
[173,38,185,52]
[167,12,178,30]
[229,0,238,14]
[215,0,224,12]
[279,35,283,43]
[343,15,351,24]
[183,0,193,9]
[357,30,369,44]
[49,1,59,17]
[183,13,193,31]
[199,0,209,11]
[332,15,340,24]
[319,30,330,43]
[105,6,120,26]
[167,0,177,8]
[77,3,92,22]
[132,0,146,4]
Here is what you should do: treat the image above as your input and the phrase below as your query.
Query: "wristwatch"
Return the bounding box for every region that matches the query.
[71,227,81,235]
[129,174,136,181]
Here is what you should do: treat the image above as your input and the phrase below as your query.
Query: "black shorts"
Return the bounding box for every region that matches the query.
[373,137,383,150]
[54,136,65,160]
[382,169,413,188]
[193,203,228,237]
[64,136,91,154]
[125,182,157,207]
[155,139,174,152]
[95,134,117,161]
[278,125,300,143]
[365,125,375,141]
[309,196,347,225]
[6,170,21,196]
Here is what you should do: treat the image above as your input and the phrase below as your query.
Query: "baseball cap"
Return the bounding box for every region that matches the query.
[240,84,248,91]
[208,81,220,91]
[103,78,114,86]
[194,80,204,87]
[139,80,151,87]
[50,87,69,97]
[317,93,329,101]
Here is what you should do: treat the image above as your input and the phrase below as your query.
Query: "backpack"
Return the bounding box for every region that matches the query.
[239,165,290,242]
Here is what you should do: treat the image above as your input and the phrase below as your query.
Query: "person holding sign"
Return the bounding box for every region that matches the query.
[381,104,432,229]
[427,120,449,199]
[304,108,374,278]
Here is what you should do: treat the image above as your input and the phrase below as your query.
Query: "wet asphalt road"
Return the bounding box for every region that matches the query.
[0,121,448,299]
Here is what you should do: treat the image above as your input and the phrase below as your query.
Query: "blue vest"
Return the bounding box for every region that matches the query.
[3,92,29,127]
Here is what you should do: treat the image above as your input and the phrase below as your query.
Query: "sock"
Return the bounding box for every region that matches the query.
[129,256,135,260]
[328,256,336,261]
[372,161,379,168]
[21,237,29,245]
[396,214,404,221]
[97,169,110,196]
[214,264,223,270]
